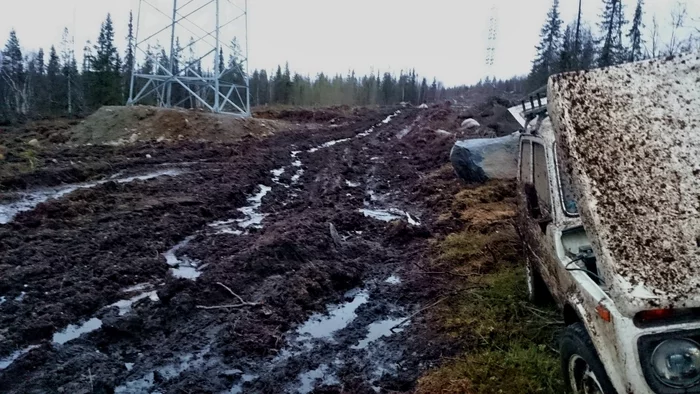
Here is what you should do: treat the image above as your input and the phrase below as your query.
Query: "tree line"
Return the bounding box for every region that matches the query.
[0,13,445,124]
[528,0,698,89]
[3,1,698,124]
[249,65,446,107]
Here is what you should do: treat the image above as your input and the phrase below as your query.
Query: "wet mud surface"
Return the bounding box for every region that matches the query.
[0,104,493,393]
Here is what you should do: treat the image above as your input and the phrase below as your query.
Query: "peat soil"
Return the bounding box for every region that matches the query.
[0,103,516,393]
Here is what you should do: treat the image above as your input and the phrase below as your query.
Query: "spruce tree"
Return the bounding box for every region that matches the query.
[2,30,26,115]
[124,11,135,95]
[259,69,269,105]
[429,78,437,103]
[140,45,155,75]
[2,30,23,78]
[33,48,46,112]
[419,77,428,103]
[36,48,45,75]
[628,0,645,62]
[598,0,626,67]
[558,25,575,72]
[579,28,597,70]
[381,72,394,105]
[46,46,61,113]
[283,63,292,104]
[529,0,563,88]
[272,65,283,104]
[89,14,121,107]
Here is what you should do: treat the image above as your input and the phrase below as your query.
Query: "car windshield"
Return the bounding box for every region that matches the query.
[557,148,579,215]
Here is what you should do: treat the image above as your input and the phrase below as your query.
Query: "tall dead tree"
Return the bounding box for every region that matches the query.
[574,0,583,63]
[667,1,688,56]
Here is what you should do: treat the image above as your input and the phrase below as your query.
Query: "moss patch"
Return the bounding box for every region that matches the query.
[417,181,565,394]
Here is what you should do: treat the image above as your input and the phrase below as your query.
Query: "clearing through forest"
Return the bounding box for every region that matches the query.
[0,101,535,394]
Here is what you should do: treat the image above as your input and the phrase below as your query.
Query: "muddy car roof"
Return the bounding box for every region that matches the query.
[548,53,700,316]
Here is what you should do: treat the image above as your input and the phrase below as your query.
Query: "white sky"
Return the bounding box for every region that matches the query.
[0,0,698,86]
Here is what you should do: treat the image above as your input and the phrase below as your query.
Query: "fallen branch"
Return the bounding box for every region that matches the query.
[196,282,259,310]
[390,297,447,332]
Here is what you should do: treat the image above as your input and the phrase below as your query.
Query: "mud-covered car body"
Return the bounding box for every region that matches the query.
[517,53,700,393]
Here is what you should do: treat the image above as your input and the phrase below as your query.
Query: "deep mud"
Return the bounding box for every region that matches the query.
[0,103,498,393]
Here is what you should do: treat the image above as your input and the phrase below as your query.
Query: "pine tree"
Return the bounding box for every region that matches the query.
[89,14,121,107]
[598,0,627,67]
[529,0,563,88]
[627,0,645,61]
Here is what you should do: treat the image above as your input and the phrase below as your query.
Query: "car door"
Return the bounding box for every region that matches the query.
[517,137,560,302]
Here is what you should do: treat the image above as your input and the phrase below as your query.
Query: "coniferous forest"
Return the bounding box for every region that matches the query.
[1,0,698,124]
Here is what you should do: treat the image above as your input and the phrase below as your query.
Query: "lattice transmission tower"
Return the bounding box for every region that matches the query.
[485,3,499,82]
[127,0,250,117]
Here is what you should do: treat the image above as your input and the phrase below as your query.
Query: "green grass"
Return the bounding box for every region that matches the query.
[418,258,565,393]
[417,180,564,393]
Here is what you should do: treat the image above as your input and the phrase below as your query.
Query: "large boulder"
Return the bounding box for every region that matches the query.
[450,132,520,183]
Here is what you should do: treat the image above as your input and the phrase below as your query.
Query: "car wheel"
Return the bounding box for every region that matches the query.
[526,258,550,305]
[560,323,617,394]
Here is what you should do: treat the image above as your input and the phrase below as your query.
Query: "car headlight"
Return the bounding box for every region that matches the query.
[652,339,700,388]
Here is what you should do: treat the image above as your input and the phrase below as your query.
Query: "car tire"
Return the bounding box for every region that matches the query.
[526,258,550,305]
[560,323,617,394]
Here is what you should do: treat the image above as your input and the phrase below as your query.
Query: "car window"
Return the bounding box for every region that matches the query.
[555,146,579,215]
[520,141,532,183]
[533,142,551,216]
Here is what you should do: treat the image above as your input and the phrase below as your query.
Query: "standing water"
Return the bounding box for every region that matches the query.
[0,169,184,224]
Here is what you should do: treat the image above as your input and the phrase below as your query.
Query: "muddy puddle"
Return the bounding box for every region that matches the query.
[52,317,103,345]
[163,236,203,279]
[1,285,162,372]
[232,281,410,393]
[209,184,272,235]
[0,346,39,371]
[359,208,420,225]
[0,169,184,224]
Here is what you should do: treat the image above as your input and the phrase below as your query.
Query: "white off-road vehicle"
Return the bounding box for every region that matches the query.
[516,53,700,394]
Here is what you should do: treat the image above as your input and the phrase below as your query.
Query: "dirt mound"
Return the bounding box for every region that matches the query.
[254,105,363,124]
[453,97,522,137]
[68,106,295,145]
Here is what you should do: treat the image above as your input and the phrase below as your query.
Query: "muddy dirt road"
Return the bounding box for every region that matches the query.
[0,103,520,393]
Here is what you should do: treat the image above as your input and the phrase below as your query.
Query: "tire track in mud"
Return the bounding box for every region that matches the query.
[0,107,448,394]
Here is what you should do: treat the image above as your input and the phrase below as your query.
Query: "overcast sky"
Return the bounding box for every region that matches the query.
[1,0,698,86]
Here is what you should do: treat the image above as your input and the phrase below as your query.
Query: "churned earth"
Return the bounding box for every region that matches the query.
[0,101,523,394]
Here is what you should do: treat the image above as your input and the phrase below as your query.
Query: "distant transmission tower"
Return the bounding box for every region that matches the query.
[128,0,250,117]
[485,3,499,82]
